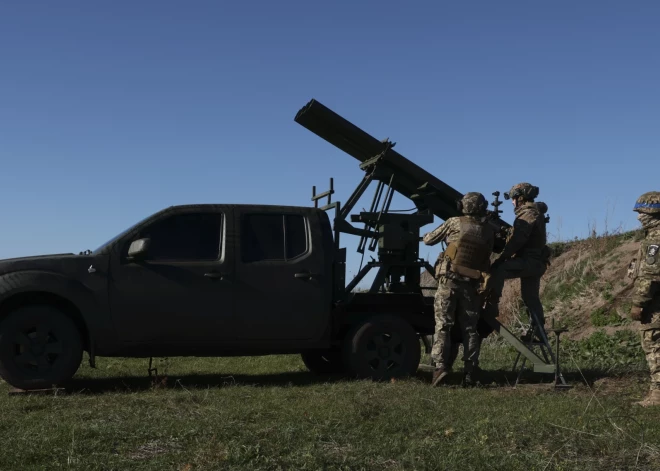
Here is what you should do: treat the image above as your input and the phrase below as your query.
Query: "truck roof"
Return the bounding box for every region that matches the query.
[161,203,324,212]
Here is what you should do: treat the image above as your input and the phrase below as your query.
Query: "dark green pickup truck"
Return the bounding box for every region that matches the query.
[0,203,431,390]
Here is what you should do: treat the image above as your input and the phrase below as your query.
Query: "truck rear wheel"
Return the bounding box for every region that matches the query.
[343,314,421,381]
[0,305,83,390]
[300,348,345,375]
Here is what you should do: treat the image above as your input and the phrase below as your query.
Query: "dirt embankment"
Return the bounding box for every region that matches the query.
[421,230,645,340]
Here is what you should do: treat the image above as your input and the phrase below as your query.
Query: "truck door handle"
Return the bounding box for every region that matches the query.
[294,271,319,280]
[204,271,229,281]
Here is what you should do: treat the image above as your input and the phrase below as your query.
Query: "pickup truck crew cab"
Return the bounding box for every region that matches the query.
[0,204,429,390]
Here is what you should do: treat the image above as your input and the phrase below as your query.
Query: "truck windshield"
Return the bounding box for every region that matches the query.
[92,215,151,254]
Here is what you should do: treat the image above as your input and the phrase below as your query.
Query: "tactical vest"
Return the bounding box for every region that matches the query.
[442,216,494,280]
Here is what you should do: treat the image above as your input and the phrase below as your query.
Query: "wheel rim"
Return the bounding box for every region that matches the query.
[362,330,406,374]
[12,323,64,375]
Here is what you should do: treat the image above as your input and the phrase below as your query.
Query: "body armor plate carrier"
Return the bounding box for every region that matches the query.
[443,216,493,280]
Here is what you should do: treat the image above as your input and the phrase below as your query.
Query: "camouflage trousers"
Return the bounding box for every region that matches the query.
[432,276,481,372]
[483,256,547,328]
[640,311,660,391]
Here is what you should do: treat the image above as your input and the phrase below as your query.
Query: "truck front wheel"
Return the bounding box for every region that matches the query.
[0,305,83,390]
[343,315,421,381]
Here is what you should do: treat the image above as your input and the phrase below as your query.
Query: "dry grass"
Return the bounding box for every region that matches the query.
[421,228,645,341]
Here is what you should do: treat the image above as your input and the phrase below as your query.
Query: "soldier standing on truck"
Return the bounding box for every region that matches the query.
[422,192,495,387]
[482,183,551,341]
[629,191,660,407]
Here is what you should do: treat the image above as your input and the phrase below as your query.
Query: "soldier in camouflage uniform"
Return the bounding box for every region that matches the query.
[629,191,660,407]
[422,192,495,386]
[482,183,550,339]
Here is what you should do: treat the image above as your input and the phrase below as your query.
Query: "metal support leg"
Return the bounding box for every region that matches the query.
[510,309,570,388]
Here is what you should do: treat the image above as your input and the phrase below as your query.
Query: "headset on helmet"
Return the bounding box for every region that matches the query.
[503,183,539,202]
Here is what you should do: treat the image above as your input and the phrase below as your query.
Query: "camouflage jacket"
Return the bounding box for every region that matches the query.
[423,216,464,247]
[631,227,660,317]
[499,202,547,261]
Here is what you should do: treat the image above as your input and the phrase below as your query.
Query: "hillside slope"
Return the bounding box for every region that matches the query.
[421,228,645,341]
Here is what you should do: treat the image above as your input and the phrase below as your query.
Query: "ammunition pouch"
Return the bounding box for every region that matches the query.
[445,243,458,260]
[440,243,484,281]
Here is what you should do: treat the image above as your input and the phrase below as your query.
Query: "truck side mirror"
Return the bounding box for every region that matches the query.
[127,238,151,260]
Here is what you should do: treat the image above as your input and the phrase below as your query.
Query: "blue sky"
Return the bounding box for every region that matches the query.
[1,1,658,284]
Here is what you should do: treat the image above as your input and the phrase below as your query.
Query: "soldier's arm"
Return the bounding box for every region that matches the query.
[632,276,657,309]
[498,214,534,260]
[422,218,457,246]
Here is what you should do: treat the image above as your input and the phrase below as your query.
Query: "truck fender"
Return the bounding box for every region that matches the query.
[0,271,110,367]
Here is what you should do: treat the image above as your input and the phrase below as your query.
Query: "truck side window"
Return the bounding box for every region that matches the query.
[140,212,223,261]
[285,214,307,259]
[242,213,308,262]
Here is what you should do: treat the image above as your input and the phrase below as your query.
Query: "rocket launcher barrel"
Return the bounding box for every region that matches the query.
[294,98,510,229]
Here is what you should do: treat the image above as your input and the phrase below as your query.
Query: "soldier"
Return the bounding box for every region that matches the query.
[629,191,660,407]
[482,183,550,340]
[422,192,495,386]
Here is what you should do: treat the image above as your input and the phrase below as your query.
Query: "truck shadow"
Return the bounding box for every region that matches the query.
[62,370,350,395]
[6,366,641,396]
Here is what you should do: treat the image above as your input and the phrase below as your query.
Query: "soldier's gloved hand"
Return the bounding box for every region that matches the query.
[630,305,643,321]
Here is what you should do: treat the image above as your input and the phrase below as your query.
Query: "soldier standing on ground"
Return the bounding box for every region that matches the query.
[422,192,495,387]
[482,183,551,340]
[629,191,660,407]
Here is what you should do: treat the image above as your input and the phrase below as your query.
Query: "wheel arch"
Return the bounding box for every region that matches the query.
[0,291,91,352]
[338,310,434,339]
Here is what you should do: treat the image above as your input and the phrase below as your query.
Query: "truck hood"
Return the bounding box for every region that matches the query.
[0,253,95,277]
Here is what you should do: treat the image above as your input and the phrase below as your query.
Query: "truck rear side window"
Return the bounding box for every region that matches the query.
[285,215,307,259]
[140,212,223,261]
[242,214,308,262]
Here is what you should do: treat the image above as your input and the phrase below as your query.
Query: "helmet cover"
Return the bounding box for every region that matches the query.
[458,192,488,215]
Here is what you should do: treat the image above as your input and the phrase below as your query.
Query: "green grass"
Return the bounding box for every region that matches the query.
[590,307,622,327]
[1,335,659,471]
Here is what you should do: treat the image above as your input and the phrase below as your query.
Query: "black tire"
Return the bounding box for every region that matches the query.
[300,348,345,375]
[0,305,83,390]
[343,314,421,381]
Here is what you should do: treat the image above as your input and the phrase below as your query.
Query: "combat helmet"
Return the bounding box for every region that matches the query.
[504,182,539,202]
[457,192,488,216]
[633,191,660,215]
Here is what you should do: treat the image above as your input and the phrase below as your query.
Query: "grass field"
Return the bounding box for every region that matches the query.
[1,333,659,470]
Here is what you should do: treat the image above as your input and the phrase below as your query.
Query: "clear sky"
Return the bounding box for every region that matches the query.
[1,1,658,284]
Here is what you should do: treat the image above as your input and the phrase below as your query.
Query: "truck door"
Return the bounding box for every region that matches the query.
[233,206,331,344]
[108,206,235,346]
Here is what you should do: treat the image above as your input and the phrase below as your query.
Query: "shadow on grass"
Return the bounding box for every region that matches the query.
[414,364,647,390]
[47,370,351,395]
[8,366,643,396]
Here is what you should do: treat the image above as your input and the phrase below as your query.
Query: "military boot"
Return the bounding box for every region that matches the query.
[462,372,473,387]
[431,365,449,387]
[462,368,480,387]
[635,389,660,407]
